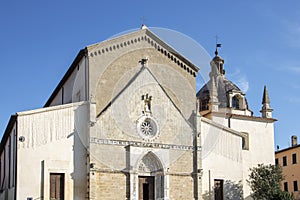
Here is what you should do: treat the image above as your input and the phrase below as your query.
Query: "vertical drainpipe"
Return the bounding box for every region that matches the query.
[209,170,211,199]
[228,114,232,128]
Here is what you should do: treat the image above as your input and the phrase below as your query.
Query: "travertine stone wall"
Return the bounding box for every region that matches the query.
[90,172,127,200]
[87,29,198,199]
[169,175,194,199]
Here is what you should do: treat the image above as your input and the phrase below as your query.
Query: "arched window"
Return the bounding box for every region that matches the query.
[232,95,239,109]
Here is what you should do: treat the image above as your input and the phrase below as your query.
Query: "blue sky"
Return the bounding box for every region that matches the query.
[0,1,300,149]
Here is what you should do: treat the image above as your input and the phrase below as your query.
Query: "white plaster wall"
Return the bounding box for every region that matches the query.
[204,115,275,198]
[49,88,63,106]
[230,118,275,198]
[49,57,87,106]
[201,119,244,199]
[210,115,228,127]
[16,102,88,200]
[71,57,87,103]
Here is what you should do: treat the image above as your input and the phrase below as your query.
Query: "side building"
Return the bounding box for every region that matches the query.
[197,49,276,199]
[275,136,300,200]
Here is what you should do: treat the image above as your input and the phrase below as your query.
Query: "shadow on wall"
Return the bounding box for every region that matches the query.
[202,180,244,200]
[72,104,89,199]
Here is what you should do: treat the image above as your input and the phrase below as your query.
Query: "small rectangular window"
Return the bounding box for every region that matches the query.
[283,156,287,166]
[50,173,64,200]
[284,182,288,192]
[242,133,249,150]
[275,158,279,165]
[293,153,297,164]
[294,181,298,191]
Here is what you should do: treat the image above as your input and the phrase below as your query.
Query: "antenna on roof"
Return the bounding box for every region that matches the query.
[215,35,222,56]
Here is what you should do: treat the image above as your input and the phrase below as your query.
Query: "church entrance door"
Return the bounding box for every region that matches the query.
[138,176,155,200]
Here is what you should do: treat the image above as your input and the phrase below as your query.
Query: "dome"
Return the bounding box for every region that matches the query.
[198,48,251,114]
[212,55,224,63]
[197,77,249,110]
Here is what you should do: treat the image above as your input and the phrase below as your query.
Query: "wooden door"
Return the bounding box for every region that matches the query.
[214,179,224,200]
[50,173,64,200]
[139,176,155,200]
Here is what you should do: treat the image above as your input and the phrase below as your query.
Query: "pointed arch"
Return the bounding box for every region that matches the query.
[138,151,164,173]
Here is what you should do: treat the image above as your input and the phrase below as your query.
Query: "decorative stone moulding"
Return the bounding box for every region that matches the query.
[89,34,197,77]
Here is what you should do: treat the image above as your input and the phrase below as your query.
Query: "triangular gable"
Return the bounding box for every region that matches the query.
[44,27,199,110]
[87,27,199,74]
[97,65,195,131]
[91,66,195,169]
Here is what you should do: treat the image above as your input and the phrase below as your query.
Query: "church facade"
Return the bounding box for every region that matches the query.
[0,26,275,200]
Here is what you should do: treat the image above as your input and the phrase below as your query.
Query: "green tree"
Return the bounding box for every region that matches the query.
[247,164,293,200]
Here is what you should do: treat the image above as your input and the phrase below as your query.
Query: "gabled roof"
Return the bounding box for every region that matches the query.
[44,27,199,108]
[87,27,199,72]
[44,49,87,107]
[144,28,199,72]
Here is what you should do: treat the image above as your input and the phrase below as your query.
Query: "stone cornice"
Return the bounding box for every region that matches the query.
[202,111,277,123]
[87,29,198,77]
[90,137,199,151]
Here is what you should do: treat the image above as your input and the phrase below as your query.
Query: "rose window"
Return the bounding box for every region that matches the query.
[141,121,154,136]
[137,116,159,140]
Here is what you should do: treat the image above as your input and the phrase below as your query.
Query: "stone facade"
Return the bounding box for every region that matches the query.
[0,26,276,200]
[87,29,198,199]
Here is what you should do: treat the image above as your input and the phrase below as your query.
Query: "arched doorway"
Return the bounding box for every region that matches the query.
[137,152,164,200]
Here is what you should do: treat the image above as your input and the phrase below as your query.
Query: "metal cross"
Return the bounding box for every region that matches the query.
[140,16,147,25]
[139,58,148,65]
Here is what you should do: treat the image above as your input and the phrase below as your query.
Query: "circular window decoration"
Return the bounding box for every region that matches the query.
[141,121,154,136]
[137,116,159,140]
